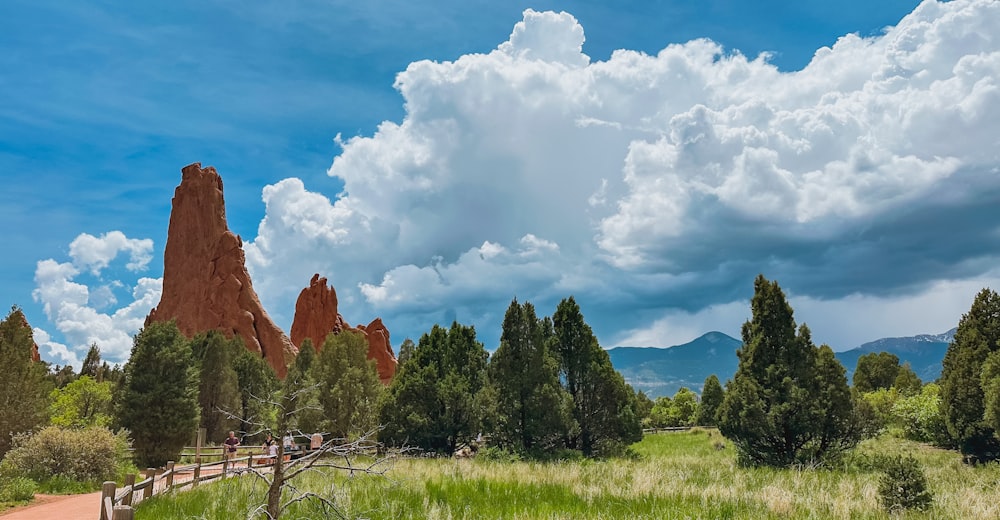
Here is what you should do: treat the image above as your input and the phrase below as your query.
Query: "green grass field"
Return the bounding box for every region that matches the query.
[135,430,1000,519]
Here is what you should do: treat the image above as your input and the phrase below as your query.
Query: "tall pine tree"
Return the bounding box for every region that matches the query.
[717,275,857,466]
[552,297,640,456]
[940,288,1000,462]
[489,299,573,453]
[312,330,384,439]
[380,322,489,453]
[0,306,50,457]
[697,375,724,426]
[116,320,199,467]
[190,330,242,442]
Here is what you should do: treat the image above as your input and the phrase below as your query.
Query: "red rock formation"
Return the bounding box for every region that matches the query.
[11,309,40,362]
[289,274,347,348]
[145,163,297,377]
[356,318,397,384]
[289,274,397,384]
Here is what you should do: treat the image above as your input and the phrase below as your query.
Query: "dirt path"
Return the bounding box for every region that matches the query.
[0,492,101,520]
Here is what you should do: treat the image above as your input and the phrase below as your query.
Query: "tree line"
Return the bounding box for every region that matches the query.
[2,276,999,469]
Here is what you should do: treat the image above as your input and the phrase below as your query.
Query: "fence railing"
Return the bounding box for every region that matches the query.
[98,428,311,520]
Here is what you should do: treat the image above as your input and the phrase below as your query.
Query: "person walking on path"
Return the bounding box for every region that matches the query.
[223,431,240,473]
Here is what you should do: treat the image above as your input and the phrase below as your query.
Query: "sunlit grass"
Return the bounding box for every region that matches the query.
[136,430,1000,519]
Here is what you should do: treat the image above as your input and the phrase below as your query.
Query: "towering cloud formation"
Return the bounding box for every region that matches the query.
[147,163,297,376]
[243,1,1000,349]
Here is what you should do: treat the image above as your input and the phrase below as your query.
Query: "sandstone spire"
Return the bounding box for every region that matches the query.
[290,274,397,384]
[145,163,297,376]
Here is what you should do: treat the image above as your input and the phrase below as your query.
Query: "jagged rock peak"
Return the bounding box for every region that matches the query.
[145,162,297,377]
[290,273,397,384]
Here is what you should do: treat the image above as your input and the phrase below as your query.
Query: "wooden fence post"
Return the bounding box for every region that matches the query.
[100,481,116,520]
[165,461,175,489]
[194,428,205,486]
[143,468,155,499]
[112,505,135,520]
[121,474,135,506]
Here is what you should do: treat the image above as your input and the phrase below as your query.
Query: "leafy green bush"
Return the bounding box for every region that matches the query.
[2,426,132,484]
[0,475,37,502]
[878,455,933,513]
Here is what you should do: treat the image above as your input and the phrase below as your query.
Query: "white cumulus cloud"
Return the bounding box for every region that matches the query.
[244,0,1000,349]
[33,232,162,365]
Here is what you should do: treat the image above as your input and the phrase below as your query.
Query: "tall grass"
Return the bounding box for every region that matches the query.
[136,430,1000,519]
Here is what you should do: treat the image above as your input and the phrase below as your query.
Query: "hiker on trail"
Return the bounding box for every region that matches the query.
[263,433,275,452]
[283,432,294,452]
[310,432,322,451]
[224,431,240,463]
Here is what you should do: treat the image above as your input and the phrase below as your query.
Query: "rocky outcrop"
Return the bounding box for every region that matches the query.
[145,163,297,377]
[356,317,397,384]
[289,274,397,384]
[289,274,347,348]
[10,308,40,362]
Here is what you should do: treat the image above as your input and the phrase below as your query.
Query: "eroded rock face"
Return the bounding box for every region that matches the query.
[356,317,397,384]
[12,309,40,362]
[289,274,397,384]
[145,163,297,377]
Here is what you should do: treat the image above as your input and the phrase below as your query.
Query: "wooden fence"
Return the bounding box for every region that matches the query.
[98,429,299,520]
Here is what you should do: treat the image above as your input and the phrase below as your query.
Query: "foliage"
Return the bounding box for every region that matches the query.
[633,390,654,423]
[312,330,384,438]
[380,322,489,453]
[2,426,131,484]
[892,384,949,445]
[939,288,1000,462]
[288,339,323,435]
[115,320,200,467]
[48,375,113,428]
[981,349,1000,442]
[190,330,242,442]
[0,306,51,458]
[137,433,1000,520]
[489,299,575,453]
[878,454,933,513]
[697,375,724,426]
[717,275,858,467]
[0,476,36,502]
[552,297,641,456]
[893,363,923,396]
[232,344,278,442]
[853,352,901,393]
[650,388,699,428]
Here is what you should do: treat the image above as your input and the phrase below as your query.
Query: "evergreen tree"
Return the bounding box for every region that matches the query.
[814,344,862,459]
[116,321,199,467]
[0,306,51,457]
[312,330,384,439]
[489,299,574,453]
[981,351,1000,440]
[552,297,641,455]
[939,288,1000,462]
[190,330,242,442]
[854,352,901,393]
[697,375,724,426]
[893,363,923,396]
[80,343,102,380]
[634,390,654,424]
[397,338,415,366]
[289,339,323,435]
[717,275,858,467]
[232,345,279,439]
[380,322,489,452]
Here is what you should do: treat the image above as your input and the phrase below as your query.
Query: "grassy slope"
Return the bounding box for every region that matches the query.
[136,431,1000,519]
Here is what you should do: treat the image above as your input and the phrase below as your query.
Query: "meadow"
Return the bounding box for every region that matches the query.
[135,430,1000,519]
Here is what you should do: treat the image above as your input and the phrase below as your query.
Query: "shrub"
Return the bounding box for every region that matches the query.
[2,426,132,484]
[878,455,933,513]
[0,476,37,502]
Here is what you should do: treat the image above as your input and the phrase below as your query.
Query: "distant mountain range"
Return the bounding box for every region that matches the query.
[608,329,956,399]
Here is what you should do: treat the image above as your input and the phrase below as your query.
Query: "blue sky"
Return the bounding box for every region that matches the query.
[4,0,1000,368]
